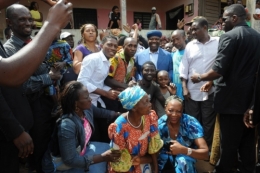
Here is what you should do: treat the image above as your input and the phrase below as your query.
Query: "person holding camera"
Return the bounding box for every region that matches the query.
[157,95,208,173]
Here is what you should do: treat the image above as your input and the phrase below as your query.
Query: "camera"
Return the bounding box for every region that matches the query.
[165,141,173,151]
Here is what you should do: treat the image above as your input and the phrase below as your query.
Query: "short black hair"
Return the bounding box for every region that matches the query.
[141,61,156,71]
[226,4,246,20]
[118,36,127,46]
[112,6,119,11]
[193,18,208,29]
[29,1,37,10]
[101,35,118,44]
[60,81,84,114]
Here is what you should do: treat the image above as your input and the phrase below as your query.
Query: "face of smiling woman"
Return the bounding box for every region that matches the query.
[165,99,183,125]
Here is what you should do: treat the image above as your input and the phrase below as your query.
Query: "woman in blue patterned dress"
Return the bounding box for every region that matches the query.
[158,95,209,173]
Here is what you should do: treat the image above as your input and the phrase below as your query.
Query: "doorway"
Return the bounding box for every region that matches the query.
[166,5,184,30]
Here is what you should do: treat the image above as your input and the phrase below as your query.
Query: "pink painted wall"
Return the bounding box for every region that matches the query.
[0,0,198,32]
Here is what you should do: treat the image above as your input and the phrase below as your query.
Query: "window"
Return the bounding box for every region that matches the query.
[133,12,151,29]
[73,8,98,29]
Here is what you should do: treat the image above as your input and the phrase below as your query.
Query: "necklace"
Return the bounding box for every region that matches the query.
[84,43,98,53]
[127,113,143,128]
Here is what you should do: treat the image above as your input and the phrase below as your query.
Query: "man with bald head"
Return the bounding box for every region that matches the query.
[191,4,260,172]
[105,37,137,89]
[171,29,186,100]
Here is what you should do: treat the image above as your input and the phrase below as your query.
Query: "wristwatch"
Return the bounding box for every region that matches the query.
[197,74,201,82]
[187,148,192,155]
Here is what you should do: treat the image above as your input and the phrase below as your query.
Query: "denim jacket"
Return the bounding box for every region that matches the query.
[43,104,115,172]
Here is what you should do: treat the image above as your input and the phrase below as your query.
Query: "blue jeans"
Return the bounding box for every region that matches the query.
[43,142,110,173]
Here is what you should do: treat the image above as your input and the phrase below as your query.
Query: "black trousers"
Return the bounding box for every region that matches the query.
[215,114,256,173]
[0,132,20,173]
[90,97,125,143]
[28,95,54,173]
[184,93,216,148]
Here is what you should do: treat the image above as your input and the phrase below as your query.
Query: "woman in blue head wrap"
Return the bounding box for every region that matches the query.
[108,86,163,173]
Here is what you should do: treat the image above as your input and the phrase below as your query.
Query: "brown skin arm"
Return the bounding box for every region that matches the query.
[169,138,209,160]
[0,0,72,87]
[72,50,83,74]
[104,76,128,89]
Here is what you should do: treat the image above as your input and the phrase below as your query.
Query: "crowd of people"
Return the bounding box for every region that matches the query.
[0,0,259,173]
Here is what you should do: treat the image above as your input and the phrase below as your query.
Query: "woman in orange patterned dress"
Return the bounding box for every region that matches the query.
[108,86,163,173]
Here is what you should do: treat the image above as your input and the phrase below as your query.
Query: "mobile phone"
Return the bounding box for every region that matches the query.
[165,141,173,151]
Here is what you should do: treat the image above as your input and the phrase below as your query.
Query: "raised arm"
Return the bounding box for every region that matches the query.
[0,0,72,86]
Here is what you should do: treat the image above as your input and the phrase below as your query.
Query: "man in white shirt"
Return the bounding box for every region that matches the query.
[179,18,218,148]
[77,35,120,142]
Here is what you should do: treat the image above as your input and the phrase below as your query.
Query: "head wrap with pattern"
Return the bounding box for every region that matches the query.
[118,86,146,110]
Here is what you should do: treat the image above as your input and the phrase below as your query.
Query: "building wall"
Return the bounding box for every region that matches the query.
[0,0,198,40]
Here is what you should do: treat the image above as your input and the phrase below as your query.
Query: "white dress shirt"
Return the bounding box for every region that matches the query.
[179,36,219,101]
[77,51,111,107]
[149,49,159,69]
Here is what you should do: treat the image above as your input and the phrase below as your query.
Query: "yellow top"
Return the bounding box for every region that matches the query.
[30,10,42,28]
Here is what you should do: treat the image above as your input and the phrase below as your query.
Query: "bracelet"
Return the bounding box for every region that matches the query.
[187,148,192,155]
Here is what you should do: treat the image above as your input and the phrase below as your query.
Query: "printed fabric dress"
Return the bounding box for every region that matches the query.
[157,114,204,173]
[108,110,163,173]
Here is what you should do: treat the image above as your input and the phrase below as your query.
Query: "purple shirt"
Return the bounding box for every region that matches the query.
[74,44,92,58]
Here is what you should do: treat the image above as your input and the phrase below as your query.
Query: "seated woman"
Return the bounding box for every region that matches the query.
[158,95,209,173]
[42,81,120,173]
[108,86,163,173]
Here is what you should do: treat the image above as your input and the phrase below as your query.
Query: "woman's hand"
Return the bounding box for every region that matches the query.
[167,140,185,155]
[101,149,121,162]
[131,155,141,165]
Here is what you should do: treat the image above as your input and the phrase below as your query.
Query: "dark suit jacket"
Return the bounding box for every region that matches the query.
[0,42,33,141]
[135,48,173,81]
[212,22,260,114]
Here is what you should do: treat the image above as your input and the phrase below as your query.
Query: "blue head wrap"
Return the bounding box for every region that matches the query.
[147,30,162,39]
[118,86,146,110]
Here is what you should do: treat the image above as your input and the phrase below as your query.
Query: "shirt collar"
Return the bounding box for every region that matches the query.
[193,35,218,44]
[117,50,134,63]
[100,50,109,62]
[11,35,32,47]
[149,48,159,54]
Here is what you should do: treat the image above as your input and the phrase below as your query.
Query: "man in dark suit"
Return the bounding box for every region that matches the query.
[135,30,173,82]
[191,4,260,173]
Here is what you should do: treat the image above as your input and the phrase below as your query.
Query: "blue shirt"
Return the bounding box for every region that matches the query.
[157,114,204,172]
[172,49,185,100]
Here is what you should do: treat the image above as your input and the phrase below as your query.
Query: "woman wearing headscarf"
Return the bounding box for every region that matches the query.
[108,86,163,173]
[158,95,209,172]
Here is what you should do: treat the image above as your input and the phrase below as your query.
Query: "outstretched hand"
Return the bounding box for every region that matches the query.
[177,18,185,29]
